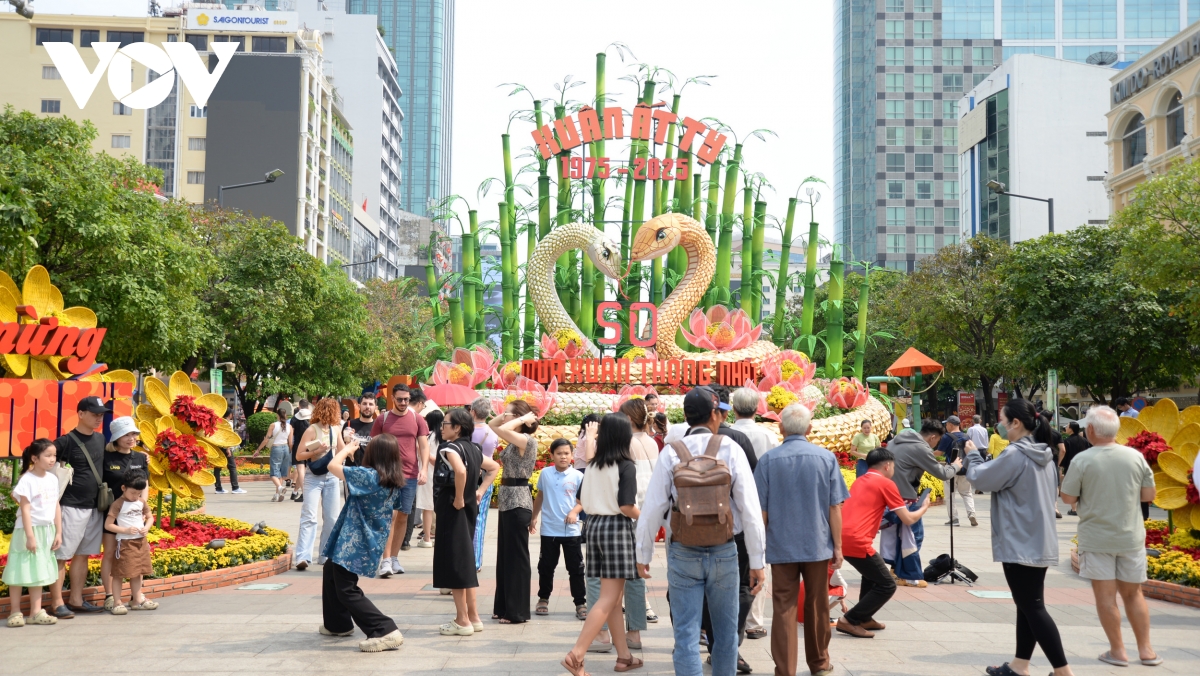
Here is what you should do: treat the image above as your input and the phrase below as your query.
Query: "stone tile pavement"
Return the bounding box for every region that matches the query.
[2,480,1198,675]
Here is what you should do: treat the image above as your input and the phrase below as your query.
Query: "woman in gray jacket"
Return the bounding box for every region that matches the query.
[964,398,1074,676]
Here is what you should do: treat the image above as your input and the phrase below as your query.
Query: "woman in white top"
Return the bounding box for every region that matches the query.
[621,398,659,625]
[564,413,642,676]
[255,410,293,501]
[293,398,346,570]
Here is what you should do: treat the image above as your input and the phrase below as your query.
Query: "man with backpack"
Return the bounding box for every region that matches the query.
[938,416,975,526]
[635,386,765,676]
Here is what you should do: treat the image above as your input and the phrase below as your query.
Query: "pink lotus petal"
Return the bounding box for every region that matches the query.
[688,308,709,337]
[708,305,729,324]
[431,361,452,386]
[697,337,717,351]
[452,348,472,366]
[730,334,752,351]
[748,324,763,341]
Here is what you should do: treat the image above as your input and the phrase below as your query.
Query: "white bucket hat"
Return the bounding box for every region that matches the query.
[109,416,139,442]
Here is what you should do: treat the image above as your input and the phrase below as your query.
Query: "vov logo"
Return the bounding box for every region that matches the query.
[43,42,239,110]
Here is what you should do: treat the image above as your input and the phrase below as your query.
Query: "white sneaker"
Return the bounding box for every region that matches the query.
[390,557,404,574]
[232,488,246,494]
[378,558,393,578]
[359,629,404,652]
[417,540,433,549]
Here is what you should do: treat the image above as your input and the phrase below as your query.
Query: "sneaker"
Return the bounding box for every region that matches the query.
[400,543,411,551]
[359,629,404,652]
[1068,509,1077,516]
[378,559,393,578]
[646,607,659,623]
[969,515,978,527]
[417,540,433,548]
[944,519,960,526]
[390,557,404,574]
[319,625,355,636]
[296,561,308,571]
[1055,511,1063,519]
[214,487,226,494]
[232,488,246,494]
[291,492,302,501]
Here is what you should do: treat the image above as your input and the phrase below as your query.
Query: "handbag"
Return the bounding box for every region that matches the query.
[307,426,336,476]
[69,432,113,511]
[433,441,458,488]
[53,462,74,500]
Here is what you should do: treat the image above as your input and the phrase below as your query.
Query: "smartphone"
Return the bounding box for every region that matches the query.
[917,487,932,505]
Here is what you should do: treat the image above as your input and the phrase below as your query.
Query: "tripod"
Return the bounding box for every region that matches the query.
[934,475,974,586]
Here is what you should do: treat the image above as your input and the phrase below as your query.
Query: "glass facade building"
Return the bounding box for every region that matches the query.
[348,0,454,218]
[834,0,1198,269]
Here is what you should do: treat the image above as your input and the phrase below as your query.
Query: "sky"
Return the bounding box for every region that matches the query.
[449,0,835,249]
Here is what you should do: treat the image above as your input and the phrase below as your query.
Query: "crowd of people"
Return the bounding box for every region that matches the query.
[4,385,1167,676]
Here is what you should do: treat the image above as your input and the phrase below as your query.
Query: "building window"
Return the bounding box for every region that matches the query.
[113,101,132,115]
[944,208,960,227]
[1123,113,1147,170]
[35,28,73,45]
[1166,91,1185,150]
[942,73,964,93]
[915,153,934,172]
[886,0,905,11]
[913,73,933,93]
[914,100,933,119]
[1002,0,1055,39]
[252,36,287,53]
[111,135,131,149]
[885,100,906,119]
[943,127,958,146]
[886,73,905,93]
[886,21,905,39]
[916,234,935,253]
[887,207,907,227]
[40,99,60,114]
[916,207,935,227]
[887,181,905,200]
[42,66,60,80]
[943,0,995,40]
[914,127,934,146]
[1004,45,1057,58]
[886,153,906,173]
[916,181,933,199]
[1063,45,1117,62]
[188,137,206,151]
[914,0,932,11]
[944,234,961,247]
[189,105,207,118]
[943,101,959,120]
[185,34,208,51]
[943,47,964,66]
[944,180,960,199]
[1063,0,1117,39]
[887,233,907,253]
[1125,0,1179,39]
[213,35,246,52]
[886,127,905,146]
[187,171,205,185]
[972,47,994,66]
[914,21,933,39]
[80,30,99,47]
[914,47,932,66]
[885,260,907,271]
[106,31,144,47]
[944,154,959,172]
[886,47,905,66]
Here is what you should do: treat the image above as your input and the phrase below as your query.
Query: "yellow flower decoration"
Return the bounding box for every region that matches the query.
[766,385,799,412]
[0,265,98,380]
[779,359,801,381]
[553,328,583,349]
[622,347,648,361]
[1117,399,1200,530]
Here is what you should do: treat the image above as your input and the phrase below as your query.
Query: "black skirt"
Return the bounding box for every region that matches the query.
[432,485,479,589]
[493,507,532,622]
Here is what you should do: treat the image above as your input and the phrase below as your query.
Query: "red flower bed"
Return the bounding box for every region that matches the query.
[1128,430,1170,465]
[149,517,252,552]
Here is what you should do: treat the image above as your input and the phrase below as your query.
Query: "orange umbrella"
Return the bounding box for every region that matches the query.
[885,347,944,378]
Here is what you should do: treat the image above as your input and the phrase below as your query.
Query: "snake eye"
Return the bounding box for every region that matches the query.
[656,229,666,241]
[602,248,610,259]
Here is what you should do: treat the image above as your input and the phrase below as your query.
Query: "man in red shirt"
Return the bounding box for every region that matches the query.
[370,383,429,577]
[836,447,930,638]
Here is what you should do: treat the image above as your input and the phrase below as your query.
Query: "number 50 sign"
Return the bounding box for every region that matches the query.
[596,302,657,347]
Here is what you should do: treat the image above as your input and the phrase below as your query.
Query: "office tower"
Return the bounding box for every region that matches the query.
[348,0,454,218]
[834,0,1198,269]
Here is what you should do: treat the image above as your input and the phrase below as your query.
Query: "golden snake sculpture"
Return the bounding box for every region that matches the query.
[527,223,624,357]
[630,213,781,363]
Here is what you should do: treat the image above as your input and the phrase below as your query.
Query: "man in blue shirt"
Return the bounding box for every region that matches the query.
[531,439,586,618]
[754,403,849,676]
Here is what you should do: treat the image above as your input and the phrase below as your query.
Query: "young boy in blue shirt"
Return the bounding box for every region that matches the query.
[530,438,586,619]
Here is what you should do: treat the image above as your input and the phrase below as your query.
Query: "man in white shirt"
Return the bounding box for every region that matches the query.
[967,414,989,451]
[636,386,766,676]
[729,387,778,641]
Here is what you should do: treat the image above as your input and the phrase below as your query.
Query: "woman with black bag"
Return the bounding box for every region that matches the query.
[294,398,345,571]
[488,399,541,623]
[434,408,499,636]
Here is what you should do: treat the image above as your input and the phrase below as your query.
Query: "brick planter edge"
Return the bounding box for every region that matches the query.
[0,551,292,615]
[1142,579,1200,609]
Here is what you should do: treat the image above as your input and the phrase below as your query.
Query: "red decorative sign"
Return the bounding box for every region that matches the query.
[957,392,976,420]
[0,379,133,458]
[521,357,757,389]
[596,301,657,347]
[0,314,108,375]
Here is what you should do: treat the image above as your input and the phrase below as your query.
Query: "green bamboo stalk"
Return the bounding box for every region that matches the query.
[799,220,820,356]
[461,229,476,344]
[469,210,484,345]
[853,266,870,381]
[750,199,766,322]
[523,221,537,355]
[448,297,465,347]
[702,159,721,308]
[693,170,703,221]
[825,259,845,379]
[627,80,655,308]
[589,55,607,339]
[169,492,177,528]
[771,198,798,344]
[424,262,441,342]
[554,105,576,317]
[498,202,516,361]
[739,185,754,314]
[714,144,742,306]
[668,149,693,296]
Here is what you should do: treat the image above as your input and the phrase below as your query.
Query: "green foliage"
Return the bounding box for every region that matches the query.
[245,411,279,447]
[1002,225,1198,402]
[361,277,440,379]
[0,107,214,372]
[540,406,685,427]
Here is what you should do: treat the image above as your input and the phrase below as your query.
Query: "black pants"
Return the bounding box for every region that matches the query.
[403,507,423,547]
[1002,562,1068,669]
[843,553,898,625]
[322,560,398,638]
[213,450,239,490]
[537,535,586,606]
[493,507,532,622]
[1141,501,1150,520]
[701,532,751,651]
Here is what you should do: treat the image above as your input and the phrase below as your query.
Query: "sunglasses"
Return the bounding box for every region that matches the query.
[395,398,410,403]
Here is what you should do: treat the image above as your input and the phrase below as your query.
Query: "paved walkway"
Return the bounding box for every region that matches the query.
[3,479,1199,675]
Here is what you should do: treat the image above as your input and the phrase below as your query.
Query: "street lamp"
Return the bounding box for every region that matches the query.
[985,180,1054,233]
[340,253,383,269]
[218,169,285,208]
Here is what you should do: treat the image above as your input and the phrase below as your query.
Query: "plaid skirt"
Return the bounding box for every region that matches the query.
[584,514,637,579]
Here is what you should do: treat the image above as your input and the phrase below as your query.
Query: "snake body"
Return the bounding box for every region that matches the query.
[526,223,623,357]
[630,213,781,363]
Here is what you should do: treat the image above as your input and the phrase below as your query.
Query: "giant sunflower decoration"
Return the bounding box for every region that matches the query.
[134,371,241,498]
[1,266,98,380]
[1117,399,1200,530]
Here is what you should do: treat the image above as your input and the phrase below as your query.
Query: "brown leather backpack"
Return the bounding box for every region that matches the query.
[668,434,734,547]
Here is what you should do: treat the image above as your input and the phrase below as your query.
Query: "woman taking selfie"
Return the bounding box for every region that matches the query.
[488,399,540,624]
[434,409,499,636]
[965,398,1073,676]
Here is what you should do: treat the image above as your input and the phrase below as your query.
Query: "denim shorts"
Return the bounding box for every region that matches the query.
[269,445,290,478]
[393,477,419,514]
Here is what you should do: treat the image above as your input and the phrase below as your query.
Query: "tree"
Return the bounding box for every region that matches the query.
[1002,225,1197,403]
[1112,158,1200,341]
[881,237,1017,423]
[0,107,214,372]
[361,277,439,379]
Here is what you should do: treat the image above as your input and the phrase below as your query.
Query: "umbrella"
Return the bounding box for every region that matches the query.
[885,347,944,378]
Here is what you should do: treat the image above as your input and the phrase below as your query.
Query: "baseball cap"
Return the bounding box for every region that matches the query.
[109,416,139,441]
[77,396,113,415]
[683,386,718,422]
[944,415,961,426]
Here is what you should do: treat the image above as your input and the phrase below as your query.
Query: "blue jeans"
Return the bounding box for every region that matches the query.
[474,483,494,570]
[269,445,290,478]
[394,477,418,514]
[855,459,868,477]
[585,575,648,632]
[667,541,739,676]
[296,473,342,564]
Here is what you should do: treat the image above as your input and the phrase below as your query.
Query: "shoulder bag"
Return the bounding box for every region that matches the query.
[70,431,113,511]
[53,462,74,500]
[307,425,337,476]
[433,441,459,488]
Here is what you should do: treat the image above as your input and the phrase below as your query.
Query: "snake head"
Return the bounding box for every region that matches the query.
[631,213,686,261]
[585,235,624,279]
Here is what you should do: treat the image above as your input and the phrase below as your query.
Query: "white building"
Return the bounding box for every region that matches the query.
[957,54,1113,243]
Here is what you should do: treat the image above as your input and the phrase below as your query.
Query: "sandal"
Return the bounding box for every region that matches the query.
[1141,654,1164,666]
[28,610,56,626]
[561,651,590,676]
[130,598,159,611]
[111,604,129,616]
[1098,651,1129,667]
[985,664,1029,676]
[614,656,644,672]
[535,598,549,615]
[7,612,24,628]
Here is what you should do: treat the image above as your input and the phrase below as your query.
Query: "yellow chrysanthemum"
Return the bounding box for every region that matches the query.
[447,362,473,386]
[0,265,98,380]
[622,347,647,361]
[766,385,798,412]
[505,393,534,406]
[553,328,583,349]
[1117,399,1200,530]
[779,359,800,381]
[503,362,521,375]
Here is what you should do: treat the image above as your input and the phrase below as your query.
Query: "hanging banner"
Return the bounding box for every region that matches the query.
[957,392,976,420]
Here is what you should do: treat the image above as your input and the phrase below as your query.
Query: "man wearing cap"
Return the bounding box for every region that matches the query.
[635,386,766,676]
[49,396,112,618]
[936,416,975,526]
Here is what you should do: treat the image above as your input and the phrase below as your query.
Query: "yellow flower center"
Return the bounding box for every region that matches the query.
[766,385,798,412]
[504,393,534,405]
[780,360,799,380]
[448,363,473,385]
[553,328,583,349]
[623,347,647,361]
[503,362,521,376]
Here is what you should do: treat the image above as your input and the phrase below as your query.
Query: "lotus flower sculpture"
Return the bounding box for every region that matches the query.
[611,384,665,413]
[827,377,870,411]
[1117,399,1200,529]
[430,345,497,389]
[680,306,762,352]
[761,350,818,390]
[493,361,522,388]
[491,375,558,418]
[541,329,587,360]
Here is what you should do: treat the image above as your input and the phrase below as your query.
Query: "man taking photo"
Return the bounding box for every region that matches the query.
[371,384,428,577]
[882,419,960,587]
[938,416,976,527]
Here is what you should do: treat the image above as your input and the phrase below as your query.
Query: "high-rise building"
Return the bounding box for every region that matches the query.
[348,0,454,218]
[834,0,1198,270]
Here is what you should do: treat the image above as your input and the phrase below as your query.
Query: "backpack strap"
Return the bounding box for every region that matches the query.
[703,433,723,458]
[670,440,693,463]
[69,432,103,488]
